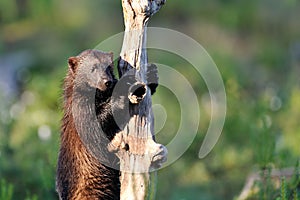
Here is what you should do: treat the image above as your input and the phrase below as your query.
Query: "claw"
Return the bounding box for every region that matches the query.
[150,144,168,170]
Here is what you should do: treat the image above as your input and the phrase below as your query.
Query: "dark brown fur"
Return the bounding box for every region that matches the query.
[56,50,120,200]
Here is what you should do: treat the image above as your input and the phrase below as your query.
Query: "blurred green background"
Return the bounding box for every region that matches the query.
[1,0,300,199]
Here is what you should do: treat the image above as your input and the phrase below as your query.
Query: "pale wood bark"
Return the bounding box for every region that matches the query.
[109,0,167,200]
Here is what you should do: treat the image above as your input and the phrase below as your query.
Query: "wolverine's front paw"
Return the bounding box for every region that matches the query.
[113,72,137,98]
[149,143,168,170]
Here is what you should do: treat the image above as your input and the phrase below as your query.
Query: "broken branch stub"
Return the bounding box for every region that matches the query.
[122,0,166,29]
[112,0,167,199]
[128,82,147,104]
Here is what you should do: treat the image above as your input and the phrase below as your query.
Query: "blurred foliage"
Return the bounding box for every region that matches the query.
[0,179,13,200]
[0,0,300,199]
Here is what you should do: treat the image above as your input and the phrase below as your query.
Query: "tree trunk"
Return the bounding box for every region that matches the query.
[110,0,167,200]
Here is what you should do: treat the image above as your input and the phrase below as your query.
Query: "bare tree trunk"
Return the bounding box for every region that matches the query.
[109,0,167,200]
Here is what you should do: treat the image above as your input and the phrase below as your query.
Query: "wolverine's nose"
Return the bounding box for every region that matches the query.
[105,80,113,88]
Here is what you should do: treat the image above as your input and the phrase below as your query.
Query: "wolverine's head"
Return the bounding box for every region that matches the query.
[68,49,117,92]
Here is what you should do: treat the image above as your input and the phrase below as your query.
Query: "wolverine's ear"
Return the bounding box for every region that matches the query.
[108,52,114,67]
[68,57,79,74]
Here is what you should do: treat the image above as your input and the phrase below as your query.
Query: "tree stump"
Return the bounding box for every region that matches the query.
[109,0,167,199]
